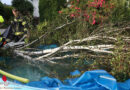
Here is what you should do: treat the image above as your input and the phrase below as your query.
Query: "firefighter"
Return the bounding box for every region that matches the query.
[11,8,28,42]
[0,15,6,47]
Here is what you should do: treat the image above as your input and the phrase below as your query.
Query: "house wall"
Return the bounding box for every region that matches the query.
[28,0,39,17]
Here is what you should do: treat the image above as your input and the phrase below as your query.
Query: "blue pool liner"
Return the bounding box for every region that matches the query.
[0,57,5,61]
[37,44,58,50]
[3,70,129,90]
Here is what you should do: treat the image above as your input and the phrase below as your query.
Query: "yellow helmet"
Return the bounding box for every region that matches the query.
[0,15,4,23]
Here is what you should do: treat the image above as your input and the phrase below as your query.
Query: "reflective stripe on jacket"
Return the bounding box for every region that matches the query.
[15,32,24,36]
[0,37,3,42]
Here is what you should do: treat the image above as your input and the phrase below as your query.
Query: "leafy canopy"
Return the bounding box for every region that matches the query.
[12,0,34,15]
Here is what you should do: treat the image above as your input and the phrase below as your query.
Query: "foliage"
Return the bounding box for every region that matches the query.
[27,0,130,81]
[37,19,48,32]
[60,0,114,25]
[0,1,13,26]
[72,36,130,82]
[39,0,66,22]
[111,0,130,23]
[60,0,130,24]
[35,0,130,43]
[33,0,112,44]
[3,5,13,21]
[0,1,4,16]
[12,0,34,15]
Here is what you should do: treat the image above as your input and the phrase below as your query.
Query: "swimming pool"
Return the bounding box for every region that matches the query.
[1,57,74,82]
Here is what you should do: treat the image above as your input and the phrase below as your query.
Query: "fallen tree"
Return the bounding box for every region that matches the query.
[13,22,130,64]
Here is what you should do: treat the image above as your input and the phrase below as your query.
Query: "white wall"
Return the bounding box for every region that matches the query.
[66,0,71,7]
[28,0,39,17]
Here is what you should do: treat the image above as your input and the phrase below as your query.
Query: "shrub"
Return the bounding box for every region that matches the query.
[39,0,66,22]
[111,0,130,23]
[0,1,13,26]
[36,0,115,45]
[0,1,5,16]
[3,5,13,21]
[36,0,130,45]
[29,0,130,81]
[60,0,114,25]
[80,37,130,82]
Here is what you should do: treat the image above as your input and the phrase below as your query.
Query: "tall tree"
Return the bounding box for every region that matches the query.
[0,1,4,16]
[0,1,13,21]
[12,0,34,15]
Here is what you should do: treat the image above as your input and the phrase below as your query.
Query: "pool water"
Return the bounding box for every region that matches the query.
[1,57,74,82]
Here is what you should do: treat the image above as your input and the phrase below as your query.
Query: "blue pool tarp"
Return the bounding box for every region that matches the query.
[38,44,58,50]
[0,57,5,61]
[25,70,130,90]
[117,79,130,90]
[0,70,130,90]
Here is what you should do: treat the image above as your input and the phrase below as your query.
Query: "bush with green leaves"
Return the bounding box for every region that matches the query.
[34,0,130,44]
[0,1,13,26]
[85,37,130,82]
[3,5,13,21]
[112,0,130,23]
[37,0,115,44]
[60,0,115,25]
[0,1,4,16]
[19,0,130,82]
[39,0,66,22]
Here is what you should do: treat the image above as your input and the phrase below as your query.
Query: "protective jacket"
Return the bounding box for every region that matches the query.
[0,32,5,47]
[11,16,28,42]
[0,15,5,47]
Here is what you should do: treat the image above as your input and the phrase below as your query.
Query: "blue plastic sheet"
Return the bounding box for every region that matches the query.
[37,44,58,50]
[24,70,130,90]
[0,57,4,61]
[117,79,130,90]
